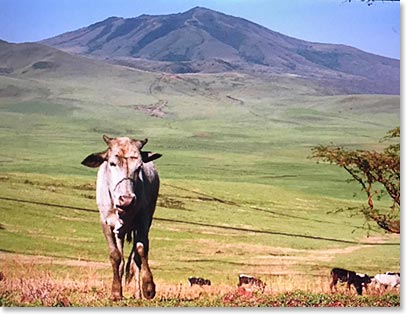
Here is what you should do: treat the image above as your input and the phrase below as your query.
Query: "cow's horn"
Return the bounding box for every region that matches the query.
[103,135,112,145]
[136,138,148,149]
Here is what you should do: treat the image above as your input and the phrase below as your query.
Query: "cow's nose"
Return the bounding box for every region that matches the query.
[118,194,135,207]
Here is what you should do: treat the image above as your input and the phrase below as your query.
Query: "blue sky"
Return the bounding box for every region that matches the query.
[0,0,400,59]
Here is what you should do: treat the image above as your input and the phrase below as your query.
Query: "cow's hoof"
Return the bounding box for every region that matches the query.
[109,293,122,302]
[133,291,142,300]
[142,281,156,300]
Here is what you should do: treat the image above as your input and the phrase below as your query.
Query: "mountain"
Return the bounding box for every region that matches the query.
[0,40,165,108]
[0,39,108,76]
[0,39,399,157]
[39,7,399,95]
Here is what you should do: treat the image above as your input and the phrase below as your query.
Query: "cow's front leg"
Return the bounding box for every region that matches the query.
[329,276,338,293]
[354,284,363,295]
[102,223,125,301]
[346,282,351,293]
[135,240,156,300]
[363,283,368,294]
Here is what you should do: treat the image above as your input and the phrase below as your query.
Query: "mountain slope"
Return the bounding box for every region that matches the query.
[0,40,164,111]
[0,39,331,113]
[39,7,399,95]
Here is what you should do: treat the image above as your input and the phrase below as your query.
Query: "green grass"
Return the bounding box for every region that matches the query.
[0,64,400,300]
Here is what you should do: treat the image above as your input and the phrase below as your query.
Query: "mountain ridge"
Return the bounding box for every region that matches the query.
[37,6,399,94]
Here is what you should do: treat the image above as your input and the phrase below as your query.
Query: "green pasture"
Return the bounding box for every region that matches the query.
[0,68,400,287]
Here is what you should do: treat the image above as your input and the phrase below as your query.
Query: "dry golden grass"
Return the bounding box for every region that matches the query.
[0,252,399,307]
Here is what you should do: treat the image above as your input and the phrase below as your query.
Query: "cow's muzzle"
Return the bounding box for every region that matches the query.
[113,177,137,209]
[117,194,135,208]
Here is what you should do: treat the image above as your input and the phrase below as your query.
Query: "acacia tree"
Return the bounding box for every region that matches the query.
[311,127,400,233]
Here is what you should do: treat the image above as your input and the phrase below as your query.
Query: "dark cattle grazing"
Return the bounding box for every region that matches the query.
[188,277,211,286]
[238,274,265,291]
[330,267,371,295]
[82,135,162,301]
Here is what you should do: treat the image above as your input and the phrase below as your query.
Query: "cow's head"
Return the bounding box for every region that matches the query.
[356,273,372,286]
[363,274,372,284]
[81,135,162,209]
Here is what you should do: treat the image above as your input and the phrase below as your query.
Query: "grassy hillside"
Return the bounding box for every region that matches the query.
[0,52,400,304]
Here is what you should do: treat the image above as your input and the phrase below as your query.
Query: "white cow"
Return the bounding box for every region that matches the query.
[82,135,162,301]
[371,273,400,291]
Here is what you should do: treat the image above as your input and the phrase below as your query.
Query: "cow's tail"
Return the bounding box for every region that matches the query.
[124,230,135,284]
[125,250,135,284]
[125,230,132,243]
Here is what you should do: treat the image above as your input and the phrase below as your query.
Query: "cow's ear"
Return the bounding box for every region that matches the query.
[141,152,162,163]
[81,150,108,168]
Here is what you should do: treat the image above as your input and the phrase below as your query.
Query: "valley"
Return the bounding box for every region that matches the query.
[0,7,400,306]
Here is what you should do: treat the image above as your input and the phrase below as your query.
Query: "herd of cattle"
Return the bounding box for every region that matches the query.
[329,268,400,295]
[189,269,400,296]
[82,136,399,301]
